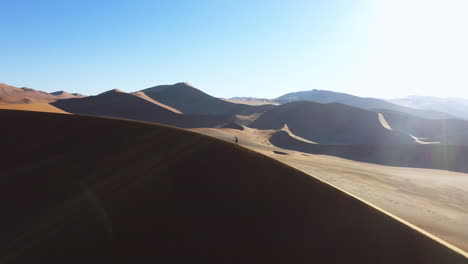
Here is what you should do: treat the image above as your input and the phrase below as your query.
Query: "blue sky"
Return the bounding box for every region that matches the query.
[1,0,467,99]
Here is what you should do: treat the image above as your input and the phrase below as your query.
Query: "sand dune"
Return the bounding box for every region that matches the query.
[1,109,465,263]
[269,131,468,173]
[233,113,263,126]
[0,103,69,114]
[51,89,233,128]
[141,82,275,116]
[378,112,393,130]
[388,95,468,120]
[191,125,468,254]
[378,112,440,144]
[50,91,86,99]
[52,89,180,124]
[251,101,414,145]
[378,109,468,145]
[409,134,440,144]
[274,89,453,119]
[131,91,183,114]
[280,124,317,144]
[0,83,83,104]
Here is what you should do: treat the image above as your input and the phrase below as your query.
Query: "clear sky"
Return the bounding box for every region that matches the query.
[1,0,467,99]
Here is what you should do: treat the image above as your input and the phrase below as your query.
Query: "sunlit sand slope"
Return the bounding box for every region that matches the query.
[192,126,468,253]
[0,110,466,263]
[0,103,69,114]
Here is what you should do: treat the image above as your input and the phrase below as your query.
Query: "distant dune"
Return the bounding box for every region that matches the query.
[0,83,84,104]
[388,95,468,120]
[274,89,453,119]
[224,97,279,106]
[0,103,69,114]
[141,82,275,116]
[52,89,180,124]
[51,89,233,128]
[251,101,414,145]
[50,90,86,99]
[1,109,465,263]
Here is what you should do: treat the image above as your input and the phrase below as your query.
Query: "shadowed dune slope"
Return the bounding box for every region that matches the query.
[270,130,468,173]
[130,91,182,113]
[0,110,466,263]
[250,101,414,145]
[52,89,179,123]
[141,82,275,116]
[377,109,468,145]
[52,89,233,128]
[220,122,245,130]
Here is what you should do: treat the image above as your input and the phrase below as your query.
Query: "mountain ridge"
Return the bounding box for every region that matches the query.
[274,89,454,119]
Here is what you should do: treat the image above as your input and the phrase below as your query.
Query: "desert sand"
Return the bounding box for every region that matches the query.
[51,89,236,128]
[0,83,83,104]
[378,112,393,130]
[141,82,275,116]
[0,103,70,114]
[250,101,414,144]
[131,91,183,114]
[192,126,468,254]
[1,109,466,263]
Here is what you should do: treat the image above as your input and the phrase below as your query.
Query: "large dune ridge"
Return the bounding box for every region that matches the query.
[0,83,83,104]
[51,89,234,128]
[52,89,180,123]
[141,82,275,116]
[191,125,468,253]
[250,101,414,145]
[1,109,466,263]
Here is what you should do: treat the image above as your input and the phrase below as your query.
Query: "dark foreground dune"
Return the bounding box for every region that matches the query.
[271,130,468,173]
[0,110,466,263]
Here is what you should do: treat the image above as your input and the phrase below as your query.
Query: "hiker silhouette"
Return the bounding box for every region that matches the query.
[235,136,239,143]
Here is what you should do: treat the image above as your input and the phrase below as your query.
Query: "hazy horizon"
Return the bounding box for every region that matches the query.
[2,0,467,99]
